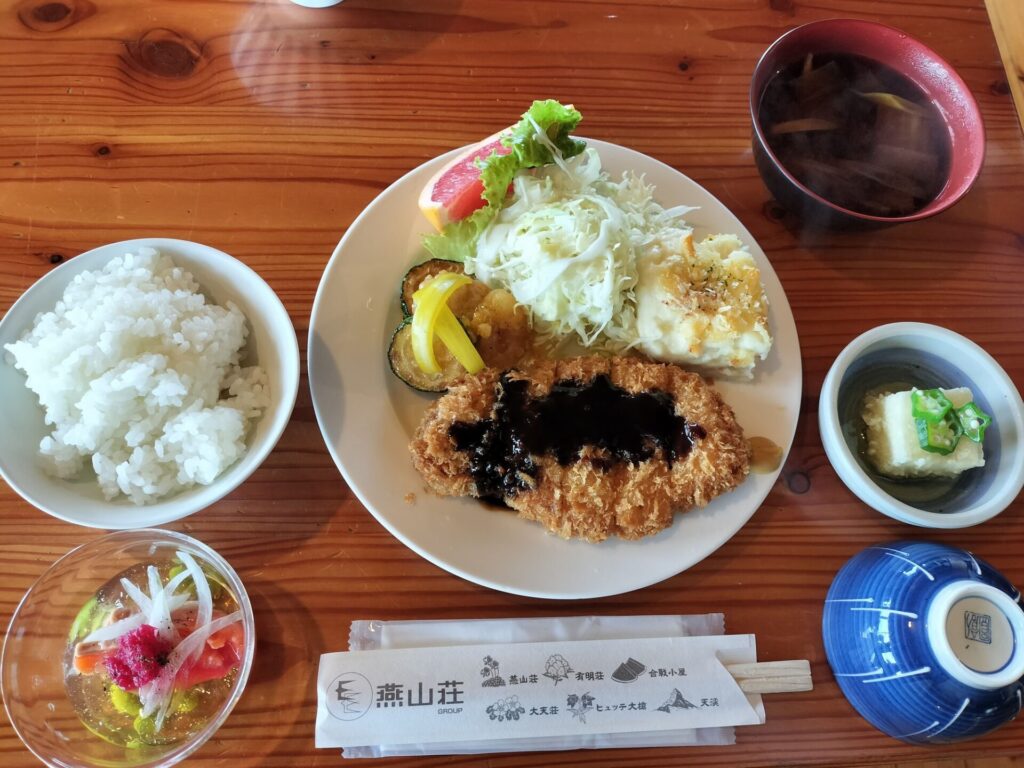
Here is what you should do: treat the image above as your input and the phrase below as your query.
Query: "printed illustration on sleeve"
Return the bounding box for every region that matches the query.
[566,692,595,723]
[543,654,573,685]
[611,657,648,683]
[486,695,525,722]
[657,688,699,713]
[480,655,506,687]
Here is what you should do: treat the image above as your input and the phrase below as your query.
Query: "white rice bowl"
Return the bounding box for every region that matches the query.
[4,247,269,505]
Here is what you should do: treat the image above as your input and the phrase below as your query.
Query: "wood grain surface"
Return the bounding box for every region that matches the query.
[987,0,1024,134]
[1,1,1023,766]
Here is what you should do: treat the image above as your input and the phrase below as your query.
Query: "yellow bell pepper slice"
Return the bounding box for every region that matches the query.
[434,305,485,374]
[411,272,485,376]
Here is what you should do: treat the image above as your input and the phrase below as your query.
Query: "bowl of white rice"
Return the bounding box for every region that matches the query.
[0,238,300,528]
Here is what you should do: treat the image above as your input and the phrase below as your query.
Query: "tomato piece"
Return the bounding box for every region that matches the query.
[207,621,244,657]
[167,607,243,689]
[176,642,240,688]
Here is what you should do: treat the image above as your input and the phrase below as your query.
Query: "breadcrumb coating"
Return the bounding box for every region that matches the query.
[410,356,751,542]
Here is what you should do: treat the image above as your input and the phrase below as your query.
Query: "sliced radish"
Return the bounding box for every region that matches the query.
[82,612,146,645]
[120,577,152,615]
[175,551,213,662]
[148,566,176,643]
[147,566,162,608]
[164,567,192,596]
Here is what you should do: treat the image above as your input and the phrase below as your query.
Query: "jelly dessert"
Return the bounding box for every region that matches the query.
[64,551,244,747]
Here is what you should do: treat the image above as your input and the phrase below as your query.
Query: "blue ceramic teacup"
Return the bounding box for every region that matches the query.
[823,541,1024,743]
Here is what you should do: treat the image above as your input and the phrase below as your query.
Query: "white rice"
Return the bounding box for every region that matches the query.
[4,247,269,505]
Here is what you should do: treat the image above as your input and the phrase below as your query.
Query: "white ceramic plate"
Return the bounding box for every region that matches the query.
[308,139,802,599]
[0,238,300,529]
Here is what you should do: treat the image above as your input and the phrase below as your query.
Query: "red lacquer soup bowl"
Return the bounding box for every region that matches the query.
[750,19,984,228]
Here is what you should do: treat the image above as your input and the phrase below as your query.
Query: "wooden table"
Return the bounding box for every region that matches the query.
[2,1,1023,766]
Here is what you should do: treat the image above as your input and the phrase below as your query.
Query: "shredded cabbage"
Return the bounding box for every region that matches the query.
[467,147,697,352]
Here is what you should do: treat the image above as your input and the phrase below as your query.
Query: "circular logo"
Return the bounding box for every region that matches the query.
[325,671,374,721]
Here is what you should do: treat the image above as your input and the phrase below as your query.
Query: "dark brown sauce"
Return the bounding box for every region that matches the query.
[448,373,706,502]
[759,53,950,217]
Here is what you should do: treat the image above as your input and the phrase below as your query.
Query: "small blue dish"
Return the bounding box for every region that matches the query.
[823,541,1024,744]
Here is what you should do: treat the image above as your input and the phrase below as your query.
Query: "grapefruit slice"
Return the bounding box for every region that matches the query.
[418,130,512,232]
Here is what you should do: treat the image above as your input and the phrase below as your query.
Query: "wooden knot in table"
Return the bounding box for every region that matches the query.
[17,0,94,32]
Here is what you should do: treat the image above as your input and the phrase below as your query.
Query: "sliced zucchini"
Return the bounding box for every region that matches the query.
[400,259,463,316]
[388,319,467,392]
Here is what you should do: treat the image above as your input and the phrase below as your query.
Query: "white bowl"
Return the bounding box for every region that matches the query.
[0,238,300,529]
[819,322,1024,527]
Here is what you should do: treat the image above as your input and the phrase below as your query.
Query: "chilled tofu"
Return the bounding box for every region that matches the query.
[863,387,984,479]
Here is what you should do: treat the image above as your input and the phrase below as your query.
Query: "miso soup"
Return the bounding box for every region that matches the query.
[758,53,951,217]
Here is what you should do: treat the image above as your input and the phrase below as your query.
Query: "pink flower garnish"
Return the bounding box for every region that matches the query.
[103,624,171,690]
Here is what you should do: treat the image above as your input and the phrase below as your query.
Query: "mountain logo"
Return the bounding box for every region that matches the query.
[656,688,698,713]
[326,671,374,721]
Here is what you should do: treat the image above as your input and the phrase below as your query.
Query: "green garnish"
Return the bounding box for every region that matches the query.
[915,411,962,455]
[109,684,142,717]
[133,714,156,739]
[911,388,953,423]
[171,687,201,715]
[68,596,98,643]
[956,402,992,443]
[911,388,992,454]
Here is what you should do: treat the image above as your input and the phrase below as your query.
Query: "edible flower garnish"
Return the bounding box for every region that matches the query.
[105,625,172,690]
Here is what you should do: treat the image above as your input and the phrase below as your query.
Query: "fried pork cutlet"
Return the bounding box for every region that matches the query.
[410,356,751,542]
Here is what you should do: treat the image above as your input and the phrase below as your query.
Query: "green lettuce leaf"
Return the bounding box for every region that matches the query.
[423,100,585,261]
